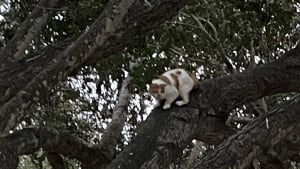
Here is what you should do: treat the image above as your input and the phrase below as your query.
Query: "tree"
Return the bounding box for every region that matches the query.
[0,0,299,169]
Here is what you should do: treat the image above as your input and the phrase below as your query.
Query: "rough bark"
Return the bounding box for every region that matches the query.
[0,0,189,136]
[259,123,300,168]
[179,141,206,169]
[190,99,300,169]
[0,127,108,169]
[45,152,66,169]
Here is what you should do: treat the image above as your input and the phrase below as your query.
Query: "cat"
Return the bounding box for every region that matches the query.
[149,68,198,109]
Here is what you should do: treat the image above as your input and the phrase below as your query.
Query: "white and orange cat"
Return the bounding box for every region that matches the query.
[149,68,198,109]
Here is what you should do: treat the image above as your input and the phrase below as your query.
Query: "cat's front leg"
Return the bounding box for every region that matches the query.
[163,88,179,109]
[176,90,190,106]
[163,104,171,109]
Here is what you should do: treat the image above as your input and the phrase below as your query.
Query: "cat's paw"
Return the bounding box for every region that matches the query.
[153,103,160,108]
[163,104,171,109]
[175,100,187,106]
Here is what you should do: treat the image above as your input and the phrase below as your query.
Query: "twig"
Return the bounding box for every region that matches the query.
[32,5,68,11]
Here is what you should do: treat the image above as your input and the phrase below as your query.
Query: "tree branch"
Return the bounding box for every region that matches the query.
[0,127,108,169]
[0,0,61,65]
[258,123,300,168]
[44,152,66,169]
[198,44,300,114]
[190,99,300,169]
[98,75,133,168]
[105,107,233,169]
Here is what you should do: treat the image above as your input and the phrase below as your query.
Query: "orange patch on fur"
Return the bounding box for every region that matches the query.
[150,84,167,94]
[159,75,171,84]
[171,73,179,90]
[160,84,167,93]
[150,84,159,94]
[176,70,182,75]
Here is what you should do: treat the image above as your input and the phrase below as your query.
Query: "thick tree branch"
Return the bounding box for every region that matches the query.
[198,44,300,114]
[105,107,233,169]
[0,0,189,136]
[45,152,66,169]
[0,0,60,65]
[190,99,300,169]
[275,126,300,161]
[258,124,300,168]
[0,127,108,169]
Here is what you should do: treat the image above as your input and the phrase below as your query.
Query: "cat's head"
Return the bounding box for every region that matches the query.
[149,83,166,99]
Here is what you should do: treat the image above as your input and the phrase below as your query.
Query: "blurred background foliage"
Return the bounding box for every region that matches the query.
[0,0,299,168]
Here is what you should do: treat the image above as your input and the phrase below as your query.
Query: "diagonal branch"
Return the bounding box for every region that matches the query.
[0,0,61,66]
[98,75,132,165]
[190,99,300,169]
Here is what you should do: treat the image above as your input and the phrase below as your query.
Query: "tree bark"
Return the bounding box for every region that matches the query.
[190,99,300,169]
[259,123,300,168]
[45,152,66,169]
[0,127,108,169]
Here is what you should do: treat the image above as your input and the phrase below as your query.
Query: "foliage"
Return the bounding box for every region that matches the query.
[1,0,299,168]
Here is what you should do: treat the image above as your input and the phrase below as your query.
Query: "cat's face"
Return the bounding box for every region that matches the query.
[149,83,166,100]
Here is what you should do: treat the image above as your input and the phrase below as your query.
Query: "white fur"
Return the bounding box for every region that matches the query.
[150,68,195,109]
